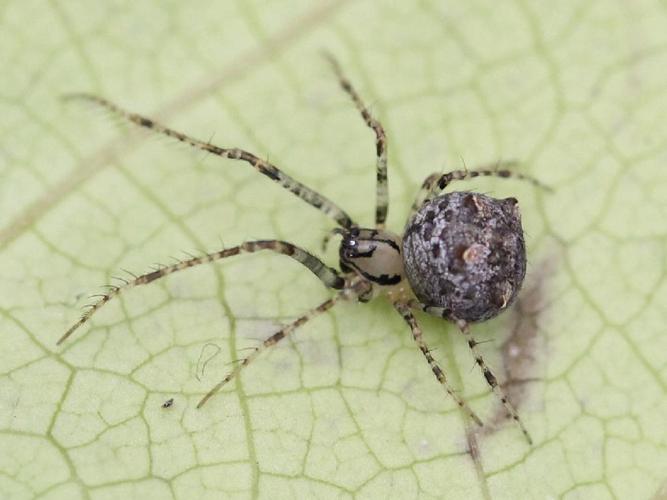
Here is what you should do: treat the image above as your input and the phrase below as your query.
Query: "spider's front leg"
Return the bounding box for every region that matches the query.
[63,93,356,229]
[456,318,533,444]
[325,54,389,229]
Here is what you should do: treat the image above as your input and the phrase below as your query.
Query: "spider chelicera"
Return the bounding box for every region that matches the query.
[58,54,548,445]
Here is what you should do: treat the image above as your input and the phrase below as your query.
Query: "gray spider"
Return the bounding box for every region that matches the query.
[58,54,548,445]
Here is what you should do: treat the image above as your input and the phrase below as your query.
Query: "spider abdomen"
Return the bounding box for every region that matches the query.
[402,191,526,322]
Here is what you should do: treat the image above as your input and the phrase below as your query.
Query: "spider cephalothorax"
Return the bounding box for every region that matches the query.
[338,228,404,285]
[58,53,549,445]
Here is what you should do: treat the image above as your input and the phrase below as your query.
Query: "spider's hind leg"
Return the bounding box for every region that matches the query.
[198,294,340,407]
[418,304,532,444]
[457,319,533,445]
[393,302,483,427]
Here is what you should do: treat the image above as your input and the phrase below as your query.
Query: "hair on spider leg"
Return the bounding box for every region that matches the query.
[201,132,217,158]
[87,294,109,300]
[459,155,470,175]
[500,377,542,389]
[58,55,547,446]
[120,268,139,279]
[468,337,495,348]
[235,346,262,352]
[224,358,242,366]
[181,250,200,260]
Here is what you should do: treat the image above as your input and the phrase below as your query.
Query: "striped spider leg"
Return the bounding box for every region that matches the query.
[418,303,533,445]
[392,301,483,427]
[324,52,389,229]
[426,163,552,204]
[57,241,347,346]
[197,276,371,408]
[407,160,549,222]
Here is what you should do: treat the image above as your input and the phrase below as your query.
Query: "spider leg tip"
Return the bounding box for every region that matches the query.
[195,395,211,409]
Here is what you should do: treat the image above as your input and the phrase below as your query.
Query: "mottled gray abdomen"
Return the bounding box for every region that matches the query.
[402,192,526,322]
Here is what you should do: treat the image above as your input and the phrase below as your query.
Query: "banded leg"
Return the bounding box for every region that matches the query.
[197,293,341,408]
[429,161,551,199]
[393,302,483,426]
[419,304,532,444]
[456,319,532,444]
[324,54,389,228]
[63,94,355,229]
[408,172,441,221]
[57,240,345,345]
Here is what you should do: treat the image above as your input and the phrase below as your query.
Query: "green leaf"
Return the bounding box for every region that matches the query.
[2,1,667,498]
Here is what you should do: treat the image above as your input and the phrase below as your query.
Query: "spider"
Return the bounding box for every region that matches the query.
[58,54,548,445]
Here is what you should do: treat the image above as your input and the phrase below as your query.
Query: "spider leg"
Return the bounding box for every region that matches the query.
[63,93,355,229]
[428,160,551,200]
[198,276,371,407]
[456,319,533,445]
[407,172,441,222]
[324,53,389,228]
[198,293,338,407]
[393,302,483,427]
[57,240,345,345]
[420,300,532,444]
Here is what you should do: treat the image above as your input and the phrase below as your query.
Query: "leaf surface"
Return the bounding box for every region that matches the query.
[1,1,667,499]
